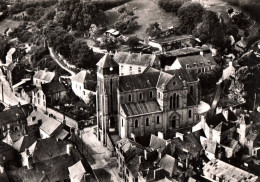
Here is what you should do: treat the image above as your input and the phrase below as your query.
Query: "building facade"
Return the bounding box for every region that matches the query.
[96,54,201,146]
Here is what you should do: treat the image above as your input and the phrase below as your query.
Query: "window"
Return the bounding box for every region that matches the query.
[43,102,45,107]
[126,169,129,176]
[173,81,176,86]
[80,86,81,90]
[158,92,160,99]
[129,66,132,74]
[190,86,194,96]
[170,93,179,109]
[177,94,179,108]
[43,95,45,100]
[149,91,153,98]
[121,65,124,70]
[37,93,40,98]
[83,91,85,95]
[157,116,160,124]
[128,94,132,102]
[135,120,138,128]
[122,119,124,127]
[146,118,149,126]
[189,110,192,118]
[138,67,141,73]
[139,93,143,100]
[38,99,40,104]
[76,84,77,88]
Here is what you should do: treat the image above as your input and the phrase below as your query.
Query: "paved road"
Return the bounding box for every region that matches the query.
[48,46,76,77]
[0,69,28,106]
[81,126,123,182]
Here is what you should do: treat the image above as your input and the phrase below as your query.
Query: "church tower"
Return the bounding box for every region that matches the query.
[96,54,119,146]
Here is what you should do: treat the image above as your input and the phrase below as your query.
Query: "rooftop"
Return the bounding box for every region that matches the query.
[203,159,258,182]
[96,54,119,69]
[41,81,66,95]
[114,52,158,66]
[33,69,56,82]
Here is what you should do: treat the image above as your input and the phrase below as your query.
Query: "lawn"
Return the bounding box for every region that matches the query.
[105,0,180,39]
[0,19,23,35]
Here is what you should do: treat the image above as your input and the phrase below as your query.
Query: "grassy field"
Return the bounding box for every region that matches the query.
[105,0,180,39]
[0,19,23,35]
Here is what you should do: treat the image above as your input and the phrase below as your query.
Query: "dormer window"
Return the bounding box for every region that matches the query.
[129,66,132,73]
[173,81,176,86]
[186,64,189,69]
[138,67,141,73]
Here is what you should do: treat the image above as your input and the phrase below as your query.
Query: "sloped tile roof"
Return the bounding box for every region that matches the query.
[159,154,176,176]
[33,70,55,82]
[96,54,119,68]
[121,100,162,116]
[177,53,216,68]
[68,160,87,182]
[119,72,160,92]
[0,104,33,126]
[114,52,157,66]
[165,69,198,82]
[39,117,62,136]
[149,134,166,151]
[42,81,66,95]
[13,135,37,152]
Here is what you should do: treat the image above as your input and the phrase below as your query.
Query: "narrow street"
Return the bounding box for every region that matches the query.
[81,126,123,182]
[0,69,28,106]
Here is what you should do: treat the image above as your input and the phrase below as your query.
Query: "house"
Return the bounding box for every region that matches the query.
[113,52,161,76]
[32,81,66,110]
[33,68,57,87]
[71,70,96,102]
[106,29,120,37]
[0,141,20,168]
[39,117,63,139]
[0,104,33,140]
[168,52,217,73]
[68,160,92,182]
[203,159,258,182]
[96,54,201,145]
[12,135,37,153]
[148,35,196,52]
[11,138,97,182]
[235,37,247,53]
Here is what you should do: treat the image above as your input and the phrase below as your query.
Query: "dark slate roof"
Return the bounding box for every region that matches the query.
[165,69,198,82]
[149,134,167,151]
[206,113,236,132]
[127,154,154,177]
[121,100,162,116]
[96,54,119,68]
[177,53,216,68]
[156,72,174,90]
[114,52,158,66]
[0,141,14,153]
[13,135,37,152]
[23,137,70,163]
[42,81,66,96]
[0,104,33,126]
[119,72,160,92]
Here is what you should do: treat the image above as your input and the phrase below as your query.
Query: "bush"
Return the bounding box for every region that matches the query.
[158,0,185,13]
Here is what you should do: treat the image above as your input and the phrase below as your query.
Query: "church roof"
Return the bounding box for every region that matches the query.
[165,69,197,82]
[96,54,119,68]
[119,72,160,92]
[177,53,216,68]
[121,100,162,116]
[114,52,157,66]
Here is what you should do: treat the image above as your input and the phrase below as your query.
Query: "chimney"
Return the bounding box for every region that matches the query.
[200,50,204,57]
[201,115,206,123]
[209,125,213,140]
[139,156,143,163]
[67,144,73,156]
[25,148,33,169]
[18,102,21,107]
[175,132,184,141]
[222,109,229,121]
[44,68,48,72]
[229,61,233,67]
[186,154,190,169]
[216,106,222,114]
[144,149,148,160]
[83,173,91,182]
[158,132,164,139]
[0,165,4,174]
[166,139,171,145]
[130,133,136,141]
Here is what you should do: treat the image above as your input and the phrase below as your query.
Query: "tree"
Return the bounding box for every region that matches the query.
[146,22,162,38]
[25,7,35,16]
[0,36,10,63]
[177,2,205,34]
[159,0,183,13]
[127,36,140,49]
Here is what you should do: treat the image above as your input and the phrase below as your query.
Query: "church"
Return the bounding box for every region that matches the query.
[96,54,201,146]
